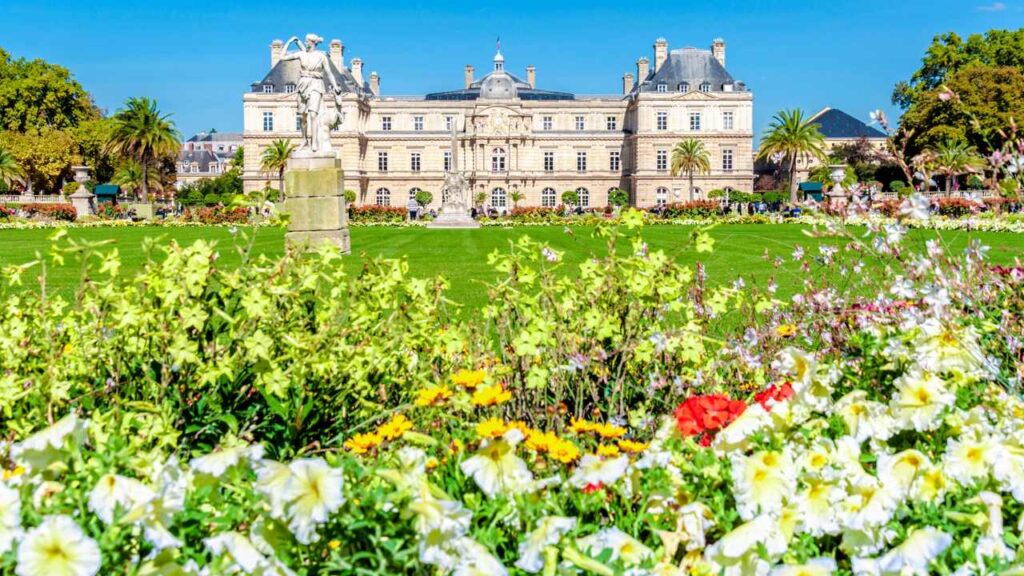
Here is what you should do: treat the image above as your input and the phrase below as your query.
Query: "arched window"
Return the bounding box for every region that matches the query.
[692,187,703,199]
[491,187,507,208]
[375,188,391,206]
[656,187,669,207]
[491,147,506,172]
[541,187,557,208]
[576,187,590,208]
[409,187,422,200]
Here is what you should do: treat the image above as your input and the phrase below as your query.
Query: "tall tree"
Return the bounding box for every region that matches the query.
[71,118,117,183]
[0,129,76,194]
[0,147,25,189]
[105,97,179,202]
[260,139,295,196]
[669,139,711,201]
[113,160,161,197]
[756,109,827,204]
[929,139,984,195]
[0,47,99,132]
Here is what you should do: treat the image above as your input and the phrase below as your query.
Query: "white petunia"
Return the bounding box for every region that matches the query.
[408,491,473,570]
[796,478,842,536]
[16,515,101,576]
[88,473,156,525]
[943,436,996,486]
[909,465,951,503]
[890,369,954,431]
[877,450,931,496]
[914,318,984,376]
[204,531,273,574]
[676,502,716,552]
[835,392,895,442]
[190,442,264,478]
[281,458,345,544]
[852,527,952,576]
[568,454,629,489]
[254,459,294,517]
[0,484,22,555]
[704,515,788,576]
[769,557,837,576]
[515,516,576,573]
[731,450,796,520]
[10,414,88,472]
[460,430,533,499]
[452,537,509,576]
[577,527,653,566]
[713,403,772,454]
[773,348,817,387]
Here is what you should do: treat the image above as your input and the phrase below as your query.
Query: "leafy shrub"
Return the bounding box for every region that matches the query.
[608,188,629,207]
[203,192,221,206]
[350,204,406,223]
[344,189,357,204]
[561,190,579,206]
[184,205,249,224]
[934,197,975,217]
[659,200,720,218]
[414,190,434,207]
[20,202,77,221]
[0,205,14,219]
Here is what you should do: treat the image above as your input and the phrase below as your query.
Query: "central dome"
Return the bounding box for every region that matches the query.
[479,72,517,99]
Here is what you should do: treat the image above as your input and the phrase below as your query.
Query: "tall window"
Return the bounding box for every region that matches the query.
[722,111,734,131]
[378,151,388,172]
[689,112,702,131]
[262,111,274,132]
[576,151,587,172]
[375,188,391,205]
[381,116,392,131]
[541,187,557,207]
[656,150,668,171]
[413,116,424,131]
[576,187,590,208]
[295,113,302,131]
[606,116,617,131]
[445,116,455,131]
[411,152,421,172]
[656,83,667,92]
[656,111,668,131]
[609,151,621,172]
[491,147,506,172]
[491,187,507,208]
[542,116,553,131]
[722,149,734,171]
[543,151,554,172]
[443,151,452,172]
[656,187,669,207]
[575,116,585,131]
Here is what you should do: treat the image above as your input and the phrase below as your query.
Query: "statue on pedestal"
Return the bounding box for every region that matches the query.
[279,33,343,155]
[429,125,479,228]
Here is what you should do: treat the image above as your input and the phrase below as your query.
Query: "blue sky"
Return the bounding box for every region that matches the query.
[2,0,1021,140]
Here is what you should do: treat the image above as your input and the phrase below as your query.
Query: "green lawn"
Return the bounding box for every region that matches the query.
[1,224,1022,310]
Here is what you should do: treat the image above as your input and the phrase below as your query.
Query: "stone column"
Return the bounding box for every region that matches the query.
[69,165,95,219]
[283,154,350,253]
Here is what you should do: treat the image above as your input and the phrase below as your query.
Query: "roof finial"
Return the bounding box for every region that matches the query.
[493,36,504,71]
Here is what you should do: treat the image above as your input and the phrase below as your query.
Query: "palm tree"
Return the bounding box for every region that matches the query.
[105,97,179,202]
[113,160,161,197]
[670,139,711,201]
[756,109,827,204]
[0,147,24,190]
[261,139,296,197]
[929,139,984,196]
[509,189,524,208]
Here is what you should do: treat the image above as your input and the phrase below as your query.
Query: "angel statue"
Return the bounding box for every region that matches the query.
[279,33,342,154]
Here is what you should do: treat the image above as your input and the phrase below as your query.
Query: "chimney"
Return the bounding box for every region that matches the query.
[329,39,344,69]
[526,65,536,89]
[636,57,649,83]
[654,38,668,72]
[712,38,726,68]
[270,39,284,68]
[369,72,380,97]
[351,57,364,85]
[464,64,474,89]
[623,72,634,95]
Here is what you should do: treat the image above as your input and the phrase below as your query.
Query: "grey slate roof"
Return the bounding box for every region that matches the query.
[186,132,243,143]
[810,108,886,139]
[176,150,227,173]
[636,48,745,93]
[426,54,574,101]
[252,60,369,95]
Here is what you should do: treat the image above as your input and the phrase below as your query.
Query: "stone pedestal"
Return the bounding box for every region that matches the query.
[283,153,350,253]
[428,210,480,229]
[69,165,95,219]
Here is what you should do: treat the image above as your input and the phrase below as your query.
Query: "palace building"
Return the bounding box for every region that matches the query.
[241,37,754,209]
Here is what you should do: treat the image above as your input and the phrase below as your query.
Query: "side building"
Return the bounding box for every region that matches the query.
[241,37,754,209]
[176,131,243,189]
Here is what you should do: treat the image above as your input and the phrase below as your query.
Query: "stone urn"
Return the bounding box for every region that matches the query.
[68,165,96,219]
[827,164,848,208]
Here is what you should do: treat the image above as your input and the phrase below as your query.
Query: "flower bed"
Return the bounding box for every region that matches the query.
[350,204,407,223]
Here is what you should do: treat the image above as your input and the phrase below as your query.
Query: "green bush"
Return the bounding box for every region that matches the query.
[344,189,357,204]
[561,190,579,206]
[203,192,221,206]
[608,188,629,207]
[414,190,433,207]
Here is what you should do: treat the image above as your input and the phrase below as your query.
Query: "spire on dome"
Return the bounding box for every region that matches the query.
[494,36,504,71]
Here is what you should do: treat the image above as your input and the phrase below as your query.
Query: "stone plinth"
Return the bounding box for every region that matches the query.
[427,211,480,229]
[69,165,95,219]
[283,153,350,253]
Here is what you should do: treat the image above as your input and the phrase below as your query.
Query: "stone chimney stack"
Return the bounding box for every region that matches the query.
[636,57,649,84]
[369,72,380,97]
[712,38,726,68]
[270,39,284,68]
[623,72,634,95]
[654,38,669,72]
[351,58,364,85]
[526,65,536,89]
[329,39,344,69]
[464,65,474,89]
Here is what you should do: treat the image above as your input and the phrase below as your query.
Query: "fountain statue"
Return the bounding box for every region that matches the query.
[428,125,480,228]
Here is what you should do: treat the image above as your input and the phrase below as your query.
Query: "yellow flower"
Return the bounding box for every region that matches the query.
[471,385,512,407]
[617,440,648,454]
[452,369,487,389]
[776,324,798,338]
[343,432,382,455]
[328,539,341,550]
[597,444,621,457]
[449,439,465,454]
[1,466,25,482]
[548,439,581,464]
[414,385,453,407]
[568,418,596,434]
[377,414,413,441]
[593,423,627,440]
[476,418,509,439]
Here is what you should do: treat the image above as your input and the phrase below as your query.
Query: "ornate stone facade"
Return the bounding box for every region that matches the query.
[242,37,754,209]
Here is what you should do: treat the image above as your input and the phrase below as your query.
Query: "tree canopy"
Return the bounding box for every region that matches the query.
[0,47,99,133]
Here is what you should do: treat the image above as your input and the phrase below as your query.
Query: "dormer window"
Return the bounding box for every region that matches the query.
[699,82,711,93]
[656,83,667,93]
[262,84,274,93]
[285,84,296,94]
[678,82,689,93]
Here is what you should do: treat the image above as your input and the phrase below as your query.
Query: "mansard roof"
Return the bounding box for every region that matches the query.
[426,51,574,101]
[251,59,369,95]
[636,48,745,93]
[176,149,228,171]
[809,108,886,139]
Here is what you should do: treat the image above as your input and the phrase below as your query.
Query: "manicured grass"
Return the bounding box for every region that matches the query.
[1,224,1022,311]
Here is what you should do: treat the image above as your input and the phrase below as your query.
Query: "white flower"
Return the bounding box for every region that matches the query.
[890,369,954,432]
[10,414,88,472]
[909,465,950,503]
[835,391,895,442]
[568,454,629,489]
[943,436,996,485]
[877,450,931,496]
[713,403,772,454]
[731,450,796,520]
[141,456,189,551]
[852,527,952,576]
[204,531,278,574]
[973,492,1014,567]
[900,193,930,221]
[515,516,577,573]
[837,472,899,532]
[254,459,294,517]
[704,515,787,576]
[16,515,101,576]
[796,478,842,536]
[773,348,817,387]
[770,557,837,576]
[460,430,533,498]
[452,537,509,576]
[915,318,984,375]
[88,473,156,525]
[0,484,22,555]
[281,458,345,544]
[190,442,264,478]
[577,527,653,566]
[890,276,915,299]
[676,502,715,552]
[408,492,473,569]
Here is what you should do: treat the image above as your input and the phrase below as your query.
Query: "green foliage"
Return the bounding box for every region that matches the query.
[561,189,579,206]
[0,145,25,187]
[608,188,629,207]
[0,46,99,132]
[757,109,828,203]
[670,139,712,199]
[261,139,295,194]
[414,190,433,207]
[343,189,357,204]
[178,170,244,205]
[105,97,180,202]
[0,128,76,193]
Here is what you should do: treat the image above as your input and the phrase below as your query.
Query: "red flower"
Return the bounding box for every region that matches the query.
[581,482,604,494]
[754,383,794,411]
[674,394,747,440]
